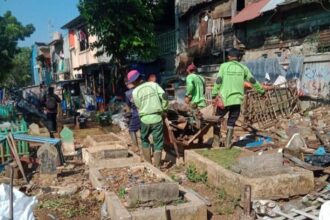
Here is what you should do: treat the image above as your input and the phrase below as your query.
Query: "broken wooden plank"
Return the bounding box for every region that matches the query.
[291,209,318,220]
[283,153,324,171]
[7,134,28,183]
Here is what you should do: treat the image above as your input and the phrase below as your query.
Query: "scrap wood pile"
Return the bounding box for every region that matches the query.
[242,80,300,129]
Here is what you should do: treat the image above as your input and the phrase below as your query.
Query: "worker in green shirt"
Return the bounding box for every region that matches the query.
[185,63,206,108]
[212,48,265,148]
[131,70,168,168]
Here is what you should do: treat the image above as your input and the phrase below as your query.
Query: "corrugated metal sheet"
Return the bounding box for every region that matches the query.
[232,0,270,24]
[260,0,285,12]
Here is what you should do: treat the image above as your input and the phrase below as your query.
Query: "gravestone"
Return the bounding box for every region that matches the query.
[60,127,75,155]
[29,123,40,135]
[37,144,58,181]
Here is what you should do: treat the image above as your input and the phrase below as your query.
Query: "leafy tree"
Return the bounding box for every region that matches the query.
[0,11,35,84]
[78,0,165,67]
[5,47,32,87]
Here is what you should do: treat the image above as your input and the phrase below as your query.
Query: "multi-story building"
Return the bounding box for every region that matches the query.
[31,42,51,85]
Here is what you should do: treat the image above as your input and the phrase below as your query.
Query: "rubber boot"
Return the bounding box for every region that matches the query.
[142,147,151,163]
[129,132,139,153]
[153,151,162,168]
[225,127,234,149]
[212,134,220,148]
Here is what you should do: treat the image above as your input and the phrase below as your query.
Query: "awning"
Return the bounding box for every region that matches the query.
[260,0,286,13]
[232,0,270,24]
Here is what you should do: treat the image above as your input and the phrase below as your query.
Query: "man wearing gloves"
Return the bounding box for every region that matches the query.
[212,48,265,148]
[131,70,168,168]
[184,63,206,108]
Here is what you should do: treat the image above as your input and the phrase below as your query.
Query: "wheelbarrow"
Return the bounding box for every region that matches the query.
[164,105,219,162]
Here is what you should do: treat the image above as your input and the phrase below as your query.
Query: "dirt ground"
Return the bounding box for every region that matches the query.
[29,164,103,220]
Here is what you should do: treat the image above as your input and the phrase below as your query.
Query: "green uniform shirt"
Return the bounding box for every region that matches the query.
[211,61,265,106]
[185,73,206,107]
[133,81,168,124]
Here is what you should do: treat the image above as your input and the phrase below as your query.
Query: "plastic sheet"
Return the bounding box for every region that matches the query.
[287,56,304,80]
[111,112,128,130]
[319,201,330,220]
[0,184,37,220]
[243,58,286,83]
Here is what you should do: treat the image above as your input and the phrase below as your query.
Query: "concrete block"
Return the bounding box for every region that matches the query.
[237,151,284,176]
[167,187,207,220]
[127,182,179,206]
[84,149,140,168]
[89,168,105,190]
[90,163,207,220]
[106,192,132,220]
[28,123,40,135]
[62,142,75,156]
[88,144,128,159]
[130,207,166,220]
[86,133,127,147]
[185,149,314,200]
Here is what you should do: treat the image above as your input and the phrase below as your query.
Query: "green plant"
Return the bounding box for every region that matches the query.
[186,165,207,183]
[118,187,127,199]
[214,188,240,215]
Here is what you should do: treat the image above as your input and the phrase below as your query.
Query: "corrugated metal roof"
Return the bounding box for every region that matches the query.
[232,0,270,24]
[260,0,285,13]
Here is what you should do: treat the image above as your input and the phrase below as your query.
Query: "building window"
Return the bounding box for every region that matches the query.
[237,0,245,11]
[78,27,89,52]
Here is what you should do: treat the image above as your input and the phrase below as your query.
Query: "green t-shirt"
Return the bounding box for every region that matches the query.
[185,73,206,107]
[211,61,264,106]
[132,81,168,124]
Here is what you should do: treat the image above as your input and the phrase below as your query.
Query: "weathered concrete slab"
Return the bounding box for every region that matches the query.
[130,207,167,220]
[127,182,179,207]
[84,133,127,148]
[82,148,140,168]
[89,163,207,220]
[106,192,131,220]
[236,151,285,176]
[87,144,128,159]
[185,149,314,200]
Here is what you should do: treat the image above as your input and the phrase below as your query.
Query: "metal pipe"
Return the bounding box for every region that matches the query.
[9,165,14,220]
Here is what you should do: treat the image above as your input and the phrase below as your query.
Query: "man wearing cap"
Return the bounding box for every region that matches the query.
[185,63,206,108]
[124,73,141,155]
[212,48,265,148]
[131,70,168,168]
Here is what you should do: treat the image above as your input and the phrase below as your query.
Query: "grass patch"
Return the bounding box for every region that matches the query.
[214,188,240,215]
[197,148,241,169]
[118,186,127,199]
[186,164,207,183]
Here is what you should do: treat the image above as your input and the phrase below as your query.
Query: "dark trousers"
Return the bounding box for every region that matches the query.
[214,105,241,134]
[47,112,57,132]
[140,121,164,152]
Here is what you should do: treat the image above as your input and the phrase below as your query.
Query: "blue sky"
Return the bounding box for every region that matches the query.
[0,0,79,47]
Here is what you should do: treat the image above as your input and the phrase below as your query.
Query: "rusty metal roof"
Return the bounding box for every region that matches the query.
[231,0,270,24]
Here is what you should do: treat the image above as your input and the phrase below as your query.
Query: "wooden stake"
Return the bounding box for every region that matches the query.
[243,185,252,216]
[7,133,28,183]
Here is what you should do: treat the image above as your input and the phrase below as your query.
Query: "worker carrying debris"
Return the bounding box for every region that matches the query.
[125,71,141,155]
[211,48,265,148]
[131,70,169,168]
[184,63,206,108]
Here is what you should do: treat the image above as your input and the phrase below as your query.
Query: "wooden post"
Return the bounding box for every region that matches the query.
[243,185,252,216]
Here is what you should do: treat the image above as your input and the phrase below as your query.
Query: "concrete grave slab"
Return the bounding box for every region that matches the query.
[82,148,140,168]
[185,149,314,200]
[89,163,207,220]
[83,133,127,148]
[127,182,179,207]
